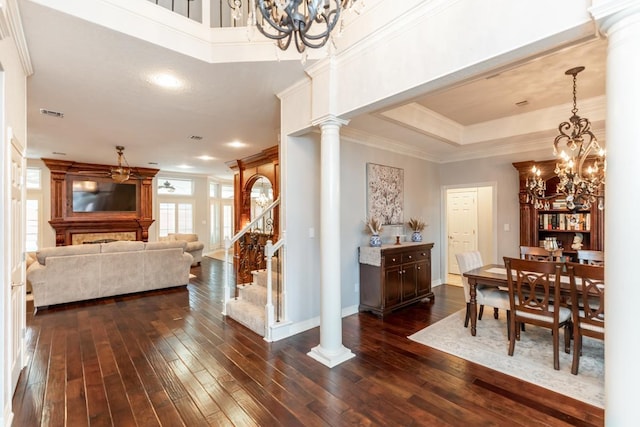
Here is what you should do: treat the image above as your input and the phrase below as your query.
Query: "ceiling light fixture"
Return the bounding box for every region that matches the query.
[527,66,606,211]
[231,0,364,53]
[149,73,183,89]
[111,145,132,183]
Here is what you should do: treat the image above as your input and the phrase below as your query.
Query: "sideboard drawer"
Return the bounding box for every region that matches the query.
[384,254,403,266]
[412,250,430,262]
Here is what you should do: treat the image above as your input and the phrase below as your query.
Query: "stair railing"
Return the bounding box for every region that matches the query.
[147,0,253,28]
[264,236,285,341]
[222,197,280,316]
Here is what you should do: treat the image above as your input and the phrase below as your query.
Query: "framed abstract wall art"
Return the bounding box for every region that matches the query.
[366,163,404,225]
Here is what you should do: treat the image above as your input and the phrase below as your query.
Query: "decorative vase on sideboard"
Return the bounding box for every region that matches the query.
[370,234,381,247]
[411,231,423,242]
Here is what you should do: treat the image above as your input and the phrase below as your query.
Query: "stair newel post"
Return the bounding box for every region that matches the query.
[264,239,275,341]
[222,237,232,316]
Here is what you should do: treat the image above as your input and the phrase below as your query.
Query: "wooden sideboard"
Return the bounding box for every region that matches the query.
[359,242,434,317]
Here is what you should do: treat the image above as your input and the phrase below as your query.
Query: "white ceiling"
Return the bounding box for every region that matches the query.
[20,1,608,179]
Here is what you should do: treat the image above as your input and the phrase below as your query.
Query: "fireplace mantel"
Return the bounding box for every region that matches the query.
[43,158,159,246]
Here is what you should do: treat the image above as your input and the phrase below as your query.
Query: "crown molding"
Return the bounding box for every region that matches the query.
[0,0,33,75]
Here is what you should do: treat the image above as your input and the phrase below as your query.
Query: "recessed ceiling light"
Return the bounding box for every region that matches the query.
[177,164,194,169]
[148,73,183,89]
[228,141,246,148]
[40,108,64,118]
[197,155,215,161]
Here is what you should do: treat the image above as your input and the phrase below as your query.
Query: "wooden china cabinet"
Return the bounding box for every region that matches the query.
[513,159,604,260]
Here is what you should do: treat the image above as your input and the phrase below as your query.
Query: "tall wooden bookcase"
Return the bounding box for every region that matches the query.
[513,159,604,258]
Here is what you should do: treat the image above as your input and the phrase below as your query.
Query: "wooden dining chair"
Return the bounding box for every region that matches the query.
[576,250,604,266]
[567,262,604,375]
[455,251,510,332]
[503,257,572,370]
[520,245,562,261]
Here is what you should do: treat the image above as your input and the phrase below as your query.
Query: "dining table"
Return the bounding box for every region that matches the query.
[462,263,576,337]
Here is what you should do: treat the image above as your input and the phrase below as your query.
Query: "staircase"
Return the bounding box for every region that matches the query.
[225,263,281,337]
[223,197,285,341]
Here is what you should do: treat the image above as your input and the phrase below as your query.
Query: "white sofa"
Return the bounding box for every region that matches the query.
[26,240,193,309]
[159,233,204,266]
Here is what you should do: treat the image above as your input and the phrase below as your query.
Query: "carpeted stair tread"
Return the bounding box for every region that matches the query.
[252,269,282,288]
[226,299,265,336]
[238,284,282,307]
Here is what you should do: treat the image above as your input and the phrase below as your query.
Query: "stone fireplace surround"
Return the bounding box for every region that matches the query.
[71,232,137,245]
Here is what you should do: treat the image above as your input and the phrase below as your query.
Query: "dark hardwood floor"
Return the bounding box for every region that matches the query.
[12,258,604,426]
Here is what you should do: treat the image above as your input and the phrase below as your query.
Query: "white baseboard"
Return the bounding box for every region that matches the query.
[269,304,360,341]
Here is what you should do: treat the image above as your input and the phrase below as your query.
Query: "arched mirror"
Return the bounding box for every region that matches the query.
[250,176,273,231]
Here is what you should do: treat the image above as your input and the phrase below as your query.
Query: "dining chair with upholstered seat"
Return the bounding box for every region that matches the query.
[504,257,572,370]
[520,245,562,261]
[456,251,511,335]
[576,250,604,266]
[567,262,604,375]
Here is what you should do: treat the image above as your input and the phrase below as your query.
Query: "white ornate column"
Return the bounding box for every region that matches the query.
[590,1,640,423]
[307,115,355,368]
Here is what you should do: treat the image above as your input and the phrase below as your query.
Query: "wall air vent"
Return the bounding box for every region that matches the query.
[189,135,203,140]
[515,100,529,107]
[40,108,64,118]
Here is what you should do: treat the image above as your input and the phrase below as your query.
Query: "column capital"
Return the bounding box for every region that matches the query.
[311,114,350,128]
[590,0,640,34]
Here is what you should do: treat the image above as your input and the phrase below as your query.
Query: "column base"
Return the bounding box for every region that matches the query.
[307,344,355,368]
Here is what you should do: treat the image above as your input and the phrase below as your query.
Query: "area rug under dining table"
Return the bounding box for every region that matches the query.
[408,310,604,408]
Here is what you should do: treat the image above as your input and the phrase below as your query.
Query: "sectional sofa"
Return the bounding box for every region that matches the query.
[26,240,193,310]
[159,233,204,266]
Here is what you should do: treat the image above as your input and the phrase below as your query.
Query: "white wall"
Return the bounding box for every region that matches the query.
[477,186,494,263]
[281,132,441,327]
[341,139,441,307]
[0,12,29,426]
[281,134,322,323]
[438,148,551,266]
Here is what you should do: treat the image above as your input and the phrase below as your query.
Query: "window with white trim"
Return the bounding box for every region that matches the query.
[158,202,193,236]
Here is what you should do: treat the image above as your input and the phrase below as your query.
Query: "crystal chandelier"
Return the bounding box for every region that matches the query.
[527,66,606,211]
[232,0,363,53]
[256,191,270,208]
[110,146,131,183]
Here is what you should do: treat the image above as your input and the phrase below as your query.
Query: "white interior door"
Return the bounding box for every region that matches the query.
[447,189,478,274]
[9,137,26,392]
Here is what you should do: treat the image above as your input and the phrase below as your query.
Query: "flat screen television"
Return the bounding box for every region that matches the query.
[72,180,137,212]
